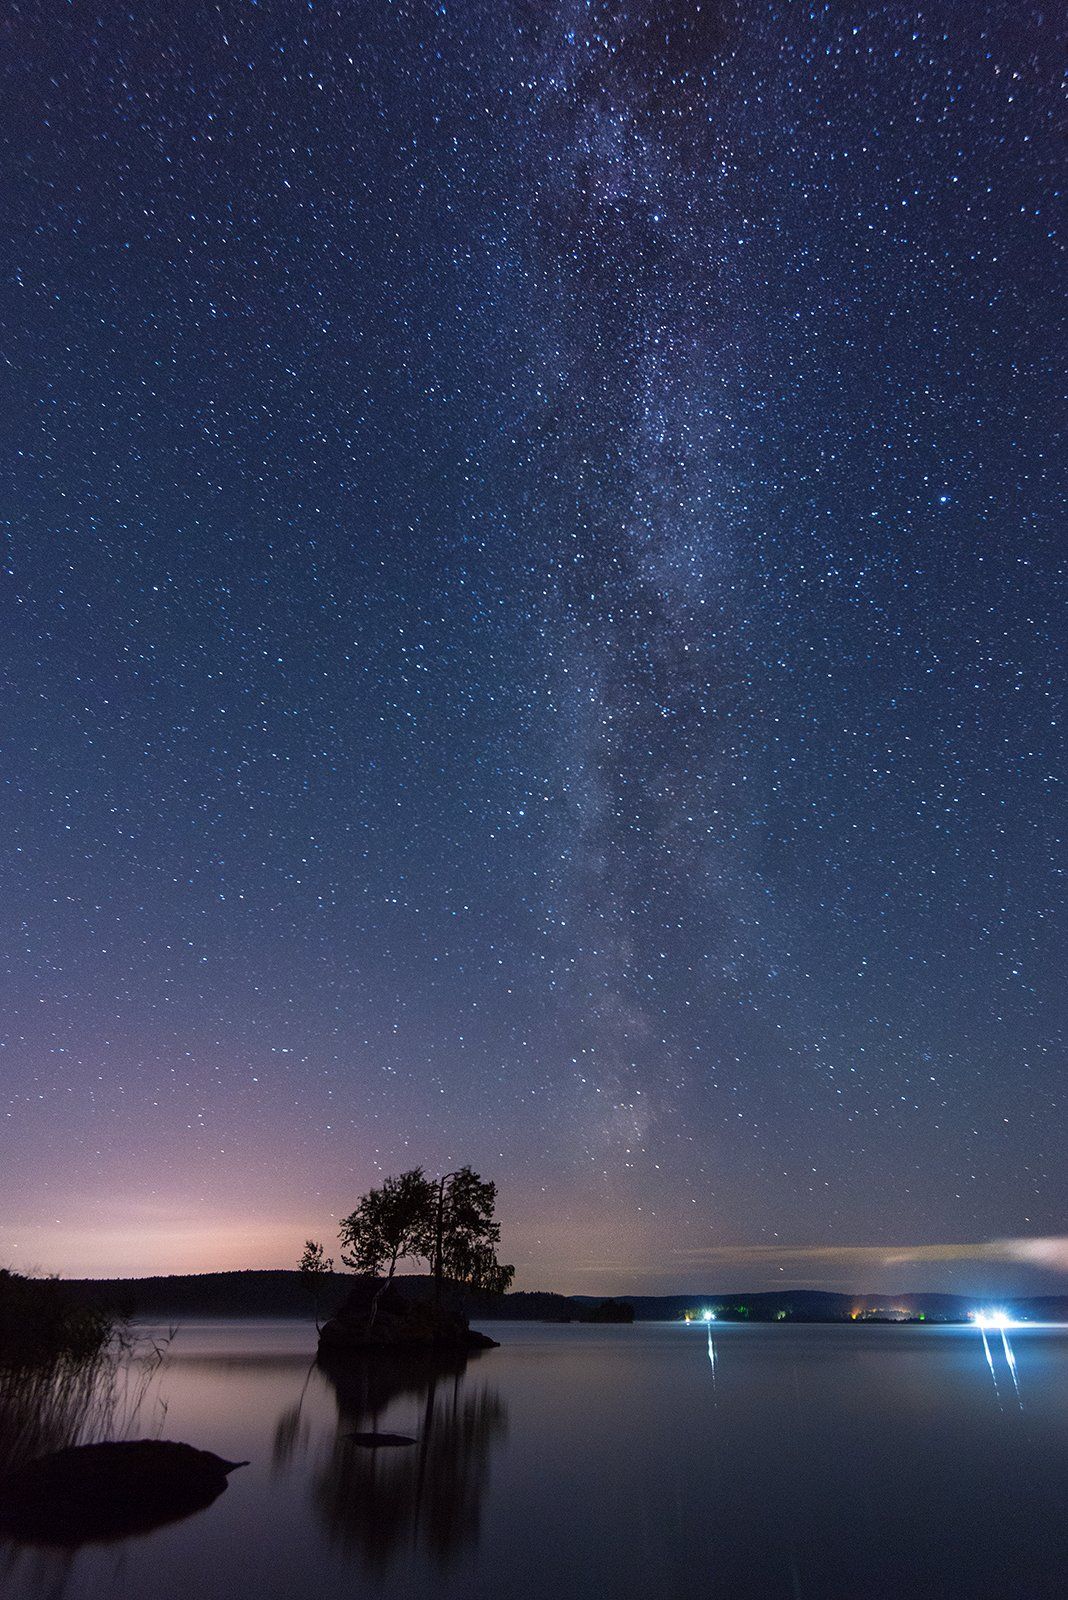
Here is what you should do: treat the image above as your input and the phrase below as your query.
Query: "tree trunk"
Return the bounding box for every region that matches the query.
[434,1178,446,1304]
[368,1258,396,1330]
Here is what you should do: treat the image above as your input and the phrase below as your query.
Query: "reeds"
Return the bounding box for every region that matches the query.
[0,1315,173,1479]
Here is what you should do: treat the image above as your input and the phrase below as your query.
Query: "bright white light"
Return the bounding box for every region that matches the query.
[971,1308,1024,1406]
[971,1308,1021,1331]
[703,1309,715,1322]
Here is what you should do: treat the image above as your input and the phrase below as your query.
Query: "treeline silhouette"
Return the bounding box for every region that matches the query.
[48,1273,1068,1324]
[53,1271,576,1323]
[0,1270,114,1365]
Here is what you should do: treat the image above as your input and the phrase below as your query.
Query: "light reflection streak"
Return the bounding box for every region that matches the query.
[1000,1326,1021,1405]
[972,1312,1024,1408]
[978,1321,999,1401]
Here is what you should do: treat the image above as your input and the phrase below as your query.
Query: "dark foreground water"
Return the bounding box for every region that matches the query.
[3,1318,1068,1600]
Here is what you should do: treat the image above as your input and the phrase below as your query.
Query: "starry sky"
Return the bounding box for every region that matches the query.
[2,1,1064,1295]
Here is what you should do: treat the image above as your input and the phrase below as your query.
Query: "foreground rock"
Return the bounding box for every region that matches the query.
[317,1276,499,1355]
[0,1440,246,1545]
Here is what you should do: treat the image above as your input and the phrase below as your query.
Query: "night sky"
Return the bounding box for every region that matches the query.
[2,2,1063,1294]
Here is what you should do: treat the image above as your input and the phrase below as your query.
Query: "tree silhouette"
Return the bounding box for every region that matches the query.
[339,1169,435,1321]
[298,1239,334,1330]
[333,1166,513,1312]
[433,1168,514,1298]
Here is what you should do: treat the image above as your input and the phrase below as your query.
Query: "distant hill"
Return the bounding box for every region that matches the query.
[62,1269,351,1322]
[57,1271,577,1323]
[56,1272,1068,1324]
[582,1289,1068,1322]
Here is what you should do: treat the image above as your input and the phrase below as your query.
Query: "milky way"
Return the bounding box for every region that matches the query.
[1,2,1063,1292]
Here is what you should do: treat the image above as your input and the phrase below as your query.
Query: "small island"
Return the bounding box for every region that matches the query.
[575,1299,635,1324]
[301,1166,512,1356]
[318,1275,499,1353]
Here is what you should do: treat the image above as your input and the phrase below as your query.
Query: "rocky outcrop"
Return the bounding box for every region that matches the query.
[317,1276,498,1355]
[0,1439,246,1545]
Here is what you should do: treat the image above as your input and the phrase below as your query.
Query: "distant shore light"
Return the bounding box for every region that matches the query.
[971,1309,1021,1331]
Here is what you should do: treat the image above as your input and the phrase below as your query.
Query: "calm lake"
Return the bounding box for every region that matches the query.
[3,1318,1068,1600]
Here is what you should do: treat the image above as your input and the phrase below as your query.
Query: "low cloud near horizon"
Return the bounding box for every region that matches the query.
[667,1237,1068,1278]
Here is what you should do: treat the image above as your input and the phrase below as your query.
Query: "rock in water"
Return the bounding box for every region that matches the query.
[317,1276,499,1355]
[345,1431,416,1447]
[0,1439,247,1545]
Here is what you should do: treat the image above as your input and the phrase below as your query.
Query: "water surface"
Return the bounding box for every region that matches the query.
[3,1318,1067,1599]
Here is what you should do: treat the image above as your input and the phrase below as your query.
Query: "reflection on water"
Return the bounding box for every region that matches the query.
[313,1351,506,1569]
[2,1320,1068,1600]
[973,1315,1024,1408]
[1001,1326,1021,1402]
